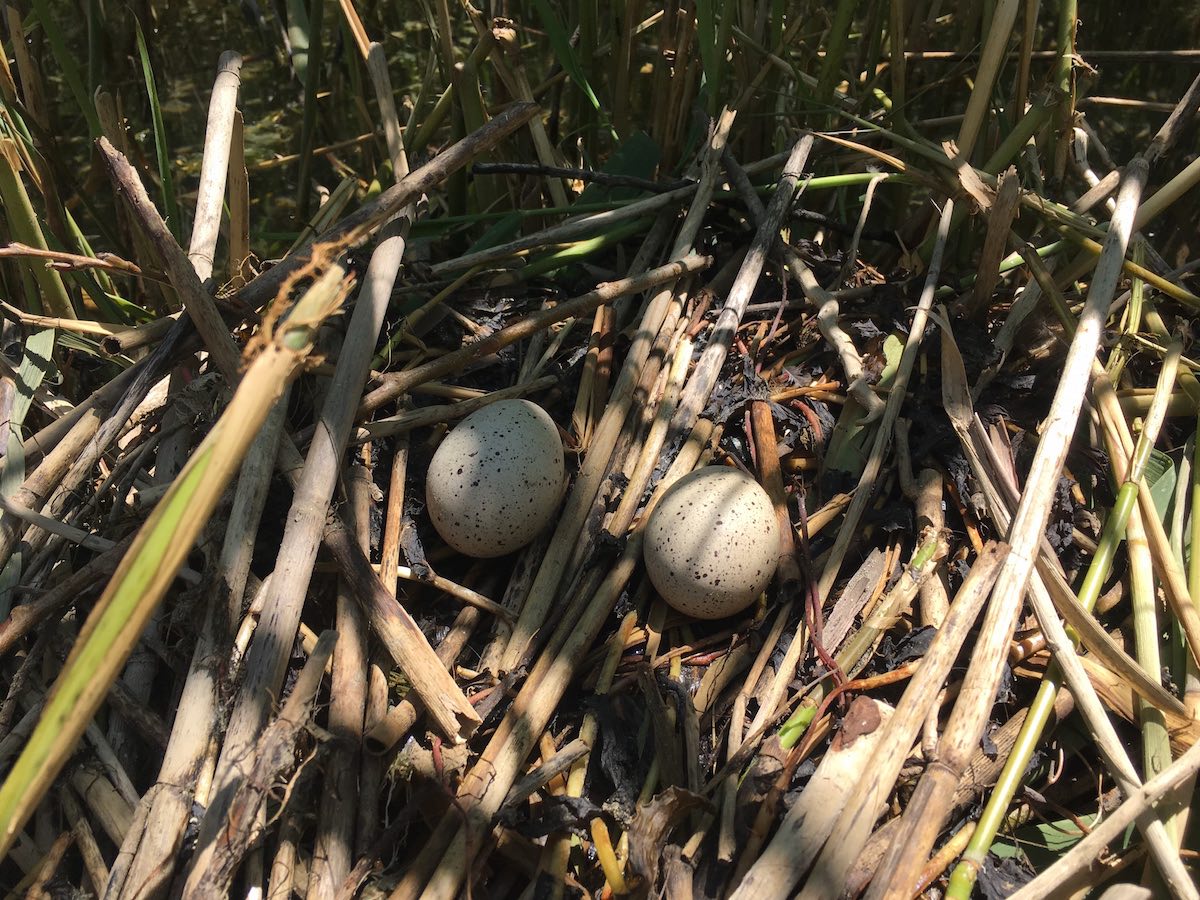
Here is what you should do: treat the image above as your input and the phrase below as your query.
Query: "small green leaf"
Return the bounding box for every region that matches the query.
[134,20,181,241]
[778,698,818,749]
[1144,447,1177,522]
[991,814,1094,868]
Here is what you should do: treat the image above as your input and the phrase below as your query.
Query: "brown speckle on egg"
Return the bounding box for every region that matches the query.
[425,399,565,558]
[643,466,779,619]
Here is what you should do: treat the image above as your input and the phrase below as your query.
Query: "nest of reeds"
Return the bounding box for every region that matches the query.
[1,3,1200,899]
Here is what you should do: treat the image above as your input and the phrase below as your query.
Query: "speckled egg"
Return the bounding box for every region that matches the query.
[426,399,565,558]
[643,466,779,619]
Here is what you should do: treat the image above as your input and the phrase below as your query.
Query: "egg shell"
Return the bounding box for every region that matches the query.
[643,466,780,619]
[425,399,565,558]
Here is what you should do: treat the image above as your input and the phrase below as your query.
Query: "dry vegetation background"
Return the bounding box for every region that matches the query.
[0,1,1199,899]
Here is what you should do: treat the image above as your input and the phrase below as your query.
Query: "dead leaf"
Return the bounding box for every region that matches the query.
[942,140,996,211]
[628,786,714,890]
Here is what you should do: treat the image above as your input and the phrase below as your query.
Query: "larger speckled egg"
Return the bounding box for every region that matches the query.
[426,399,565,558]
[643,466,779,619]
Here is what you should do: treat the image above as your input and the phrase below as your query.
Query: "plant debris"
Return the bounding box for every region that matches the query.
[1,4,1199,900]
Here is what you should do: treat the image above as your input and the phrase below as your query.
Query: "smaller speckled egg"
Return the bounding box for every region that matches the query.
[426,399,565,558]
[643,466,780,619]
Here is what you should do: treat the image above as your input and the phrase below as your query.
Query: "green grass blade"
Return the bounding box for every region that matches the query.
[10,328,55,427]
[134,20,181,242]
[815,0,862,105]
[532,0,601,111]
[27,0,100,137]
[0,430,24,617]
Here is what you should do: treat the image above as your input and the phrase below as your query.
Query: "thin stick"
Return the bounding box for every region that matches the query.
[181,632,337,900]
[1010,739,1200,899]
[671,134,813,435]
[868,155,1196,899]
[227,110,250,285]
[235,102,538,308]
[307,460,371,900]
[99,137,242,377]
[352,375,557,442]
[358,253,711,417]
[496,110,735,674]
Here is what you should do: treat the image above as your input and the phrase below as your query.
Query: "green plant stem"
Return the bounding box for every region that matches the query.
[815,0,861,109]
[946,352,1179,899]
[0,143,76,319]
[1050,0,1078,182]
[515,218,649,280]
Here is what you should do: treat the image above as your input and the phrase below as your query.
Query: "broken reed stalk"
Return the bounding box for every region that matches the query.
[391,420,718,900]
[0,264,351,858]
[362,602,482,753]
[741,542,1007,900]
[228,109,250,283]
[181,631,337,900]
[496,108,736,675]
[194,215,420,858]
[186,51,242,283]
[895,423,950,630]
[866,156,1198,899]
[99,137,242,378]
[306,460,372,900]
